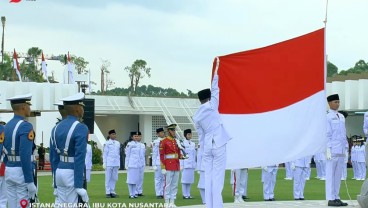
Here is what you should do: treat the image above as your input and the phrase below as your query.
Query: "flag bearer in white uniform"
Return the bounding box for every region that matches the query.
[50,92,89,205]
[135,132,146,196]
[180,129,196,199]
[196,143,205,204]
[85,141,92,183]
[284,162,293,180]
[292,156,311,200]
[193,64,231,208]
[325,94,348,207]
[356,138,366,180]
[230,168,248,203]
[3,94,36,208]
[351,139,358,179]
[262,164,278,201]
[103,129,121,198]
[152,128,165,199]
[125,132,145,198]
[0,119,7,208]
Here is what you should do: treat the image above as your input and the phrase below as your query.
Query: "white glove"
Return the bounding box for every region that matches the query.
[103,163,106,169]
[125,166,128,170]
[326,148,332,160]
[53,188,58,197]
[291,163,296,170]
[27,183,37,200]
[262,166,268,171]
[197,170,201,175]
[75,188,89,202]
[152,166,157,171]
[180,166,183,171]
[161,169,167,175]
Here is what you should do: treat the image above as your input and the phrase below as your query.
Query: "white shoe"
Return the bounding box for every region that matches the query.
[320,177,325,181]
[341,178,346,180]
[305,178,310,180]
[234,196,245,203]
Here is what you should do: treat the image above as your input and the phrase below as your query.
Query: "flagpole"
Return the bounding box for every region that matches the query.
[323,0,328,93]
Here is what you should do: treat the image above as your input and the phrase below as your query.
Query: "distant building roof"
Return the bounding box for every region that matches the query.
[327,71,368,83]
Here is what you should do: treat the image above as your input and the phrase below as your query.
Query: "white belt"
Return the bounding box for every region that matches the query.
[60,156,74,162]
[7,156,34,162]
[165,154,178,159]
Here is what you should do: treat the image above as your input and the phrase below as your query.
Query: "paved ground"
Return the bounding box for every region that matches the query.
[180,200,361,207]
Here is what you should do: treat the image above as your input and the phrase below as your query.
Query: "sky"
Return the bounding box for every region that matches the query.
[1,0,367,93]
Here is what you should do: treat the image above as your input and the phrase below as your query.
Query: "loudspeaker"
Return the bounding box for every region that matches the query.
[83,99,95,134]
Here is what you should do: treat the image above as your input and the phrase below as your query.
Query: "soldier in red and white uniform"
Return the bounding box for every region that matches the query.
[160,124,182,207]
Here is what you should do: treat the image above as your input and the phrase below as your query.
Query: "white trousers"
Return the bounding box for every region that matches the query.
[199,188,205,204]
[293,167,307,199]
[262,167,278,200]
[325,156,344,200]
[154,165,164,196]
[164,170,179,200]
[136,166,144,195]
[55,169,79,205]
[5,167,29,208]
[231,169,248,197]
[341,163,347,179]
[315,160,321,178]
[320,160,326,178]
[86,169,91,183]
[352,161,358,178]
[204,145,226,208]
[284,162,293,179]
[105,166,119,194]
[0,176,7,208]
[358,162,366,179]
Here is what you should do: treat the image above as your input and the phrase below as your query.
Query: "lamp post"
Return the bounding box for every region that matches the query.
[1,16,5,64]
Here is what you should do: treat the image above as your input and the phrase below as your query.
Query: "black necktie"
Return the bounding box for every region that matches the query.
[336,114,339,118]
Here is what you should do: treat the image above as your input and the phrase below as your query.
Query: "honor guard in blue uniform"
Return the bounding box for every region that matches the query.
[0,118,7,207]
[325,94,348,206]
[125,131,145,198]
[180,129,196,199]
[152,128,165,199]
[49,92,89,204]
[103,129,121,198]
[193,69,231,208]
[3,93,37,208]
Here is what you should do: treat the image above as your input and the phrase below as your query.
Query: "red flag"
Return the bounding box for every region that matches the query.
[214,28,326,168]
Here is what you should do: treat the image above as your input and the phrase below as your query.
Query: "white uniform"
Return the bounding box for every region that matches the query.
[85,144,92,182]
[341,146,349,180]
[230,168,248,203]
[136,142,146,195]
[325,109,347,201]
[357,144,366,180]
[292,156,311,199]
[196,145,205,204]
[262,165,278,200]
[180,139,196,198]
[314,152,326,180]
[125,141,145,197]
[152,138,164,197]
[103,139,121,195]
[193,74,231,208]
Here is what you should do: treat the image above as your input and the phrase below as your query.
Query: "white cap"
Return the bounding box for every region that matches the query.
[53,101,64,106]
[60,92,85,106]
[6,93,32,105]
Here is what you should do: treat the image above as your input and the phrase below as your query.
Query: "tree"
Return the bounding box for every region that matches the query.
[124,59,151,95]
[327,61,338,77]
[59,54,89,74]
[27,47,42,71]
[0,54,14,81]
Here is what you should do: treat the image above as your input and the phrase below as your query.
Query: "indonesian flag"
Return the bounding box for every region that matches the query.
[13,49,22,82]
[67,52,75,84]
[41,52,49,83]
[215,28,326,169]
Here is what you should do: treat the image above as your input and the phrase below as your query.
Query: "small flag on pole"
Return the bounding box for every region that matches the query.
[41,52,49,83]
[13,49,22,82]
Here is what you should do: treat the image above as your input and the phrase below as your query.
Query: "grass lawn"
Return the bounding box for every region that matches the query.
[37,168,362,206]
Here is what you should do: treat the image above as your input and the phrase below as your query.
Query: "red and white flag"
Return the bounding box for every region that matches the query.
[13,49,22,82]
[41,52,49,83]
[214,28,326,168]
